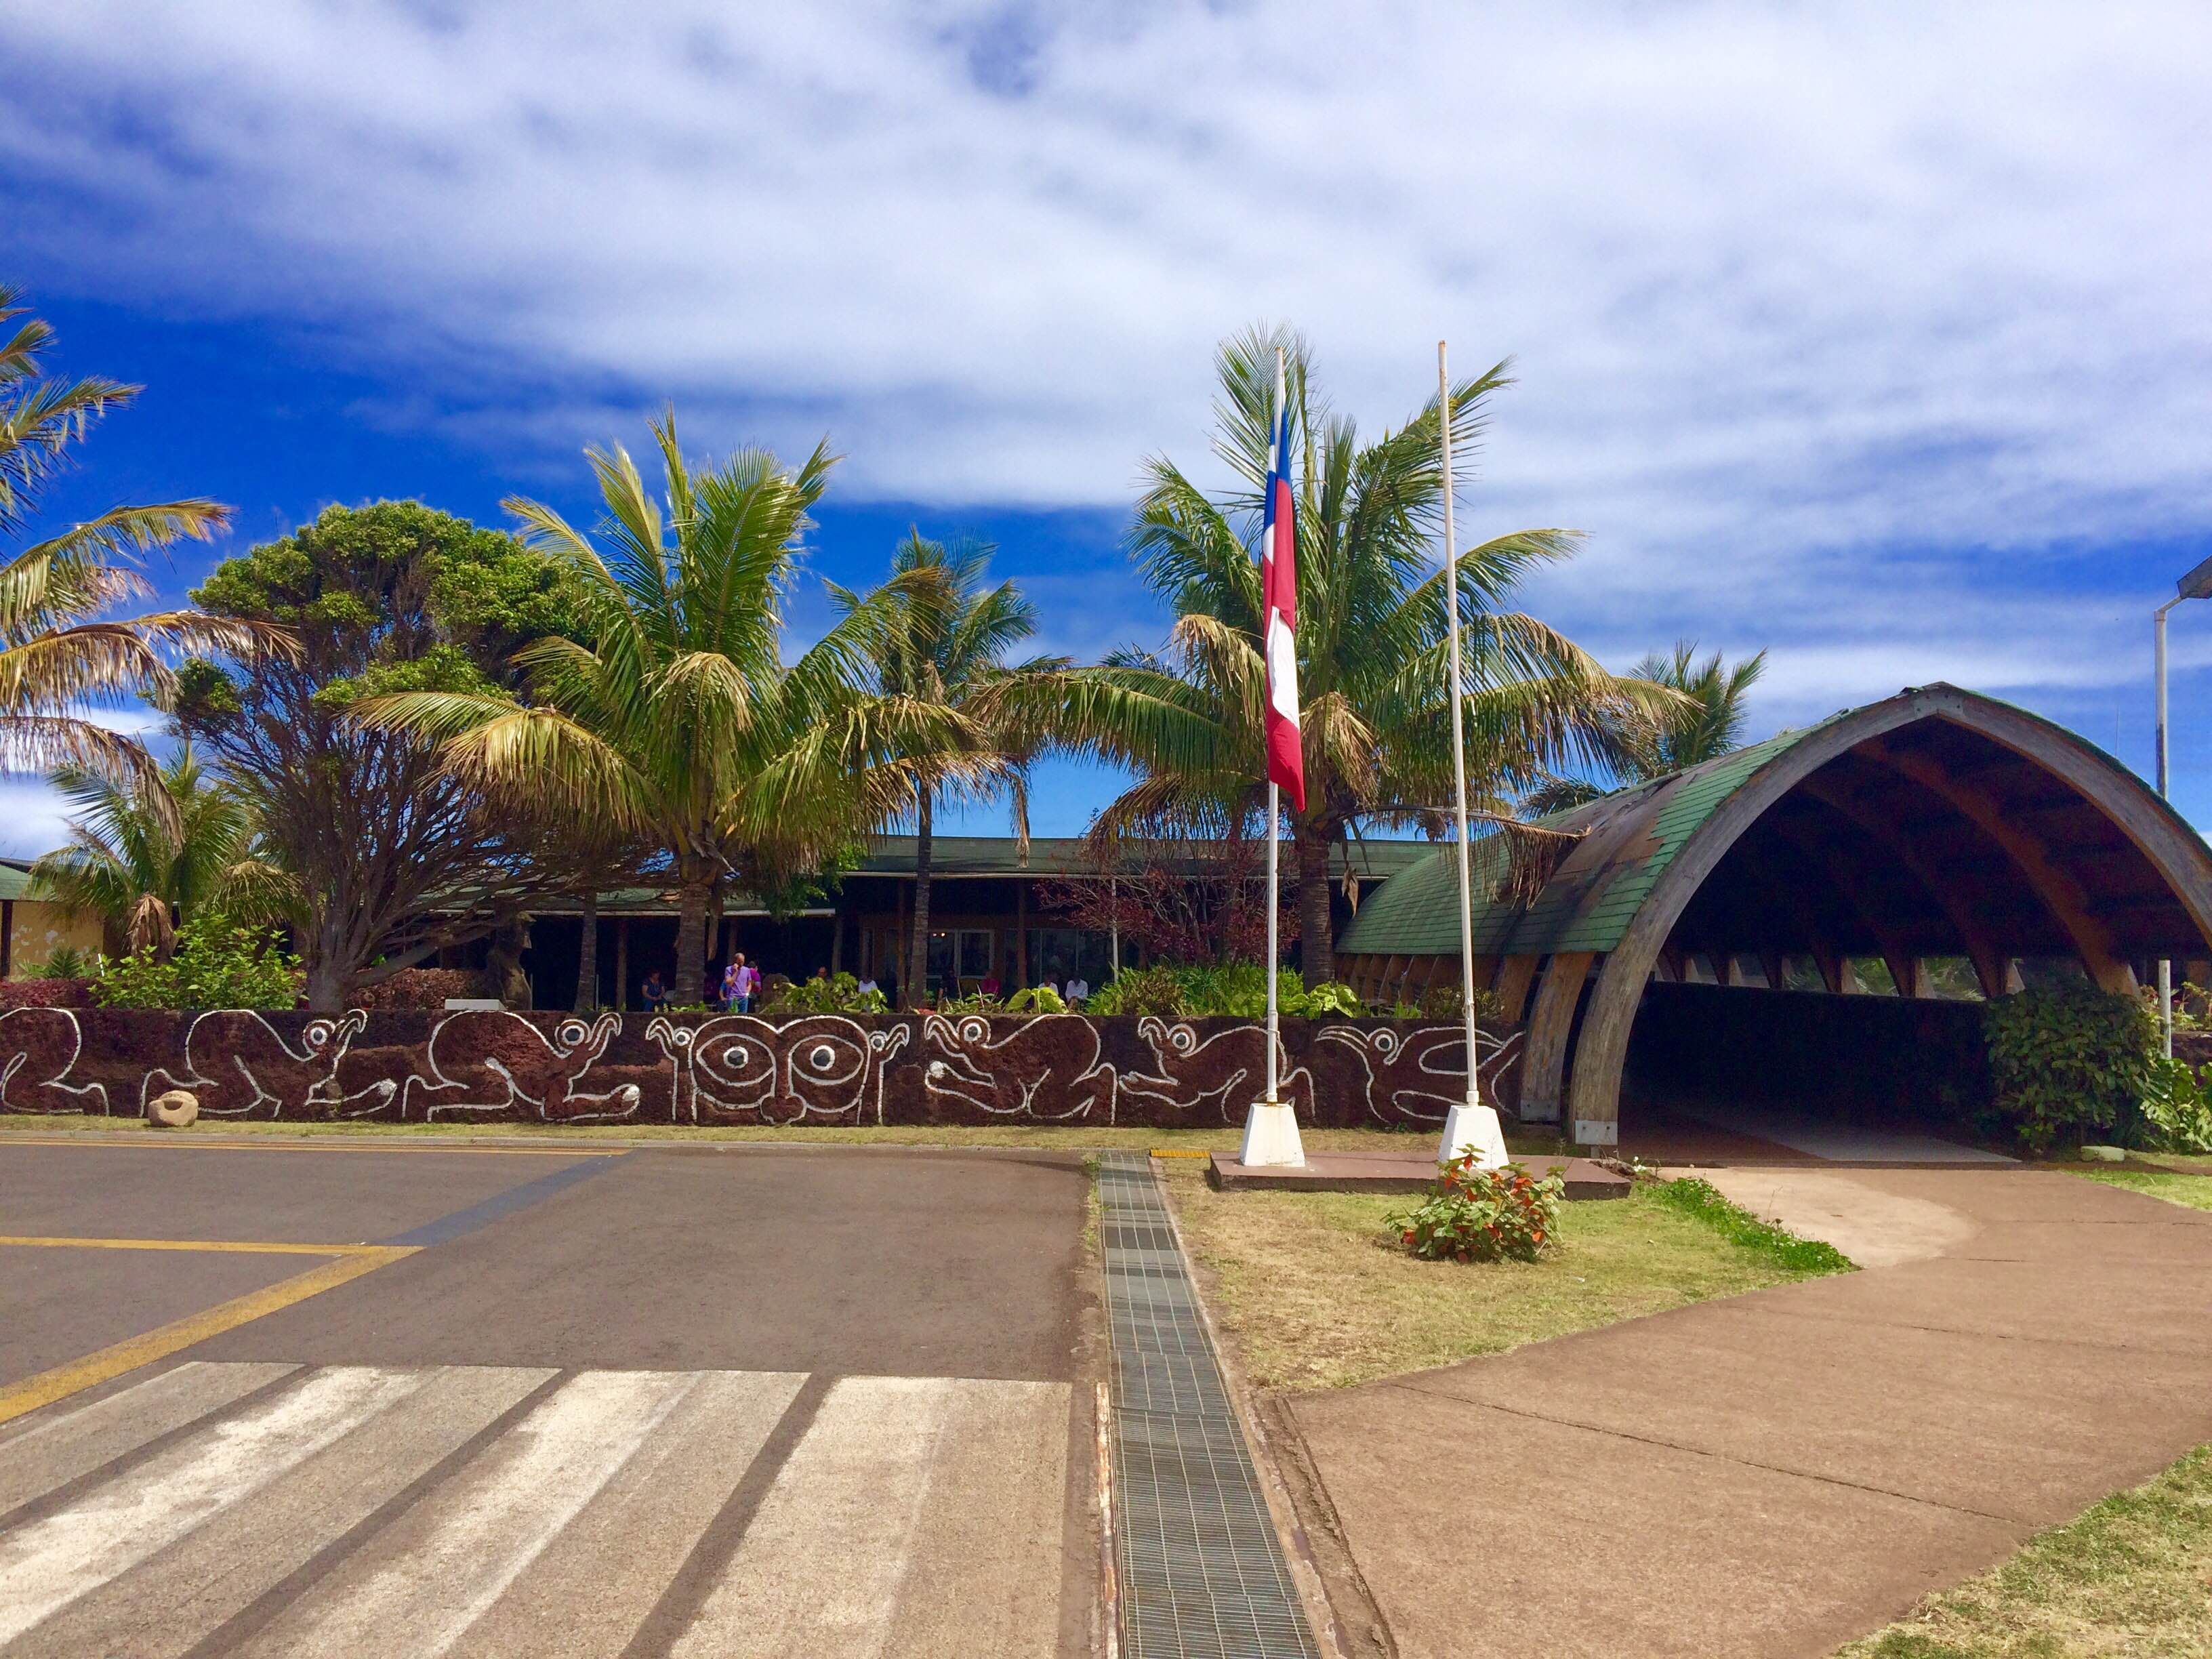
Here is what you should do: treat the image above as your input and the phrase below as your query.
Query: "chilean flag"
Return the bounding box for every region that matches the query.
[1261,393,1305,811]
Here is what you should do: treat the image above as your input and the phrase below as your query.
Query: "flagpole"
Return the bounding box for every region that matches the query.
[1435,340,1509,1169]
[1240,346,1303,1168]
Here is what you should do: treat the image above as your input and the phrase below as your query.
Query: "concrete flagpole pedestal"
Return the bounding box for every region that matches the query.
[1437,1101,1509,1168]
[1240,1098,1308,1168]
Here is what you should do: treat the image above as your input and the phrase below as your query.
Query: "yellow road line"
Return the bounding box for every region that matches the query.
[0,1136,623,1158]
[0,1236,394,1256]
[1149,1148,1213,1160]
[0,1246,417,1429]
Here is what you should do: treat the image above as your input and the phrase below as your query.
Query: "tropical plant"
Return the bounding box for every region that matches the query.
[24,943,99,980]
[1004,983,1067,1015]
[30,743,279,957]
[2141,1055,2212,1155]
[175,499,586,1008]
[988,326,1662,984]
[0,284,273,809]
[90,913,300,1009]
[831,531,1059,1008]
[1984,985,2157,1151]
[1387,1158,1564,1263]
[1523,640,1767,815]
[1083,960,1368,1018]
[759,970,888,1016]
[363,415,996,1004]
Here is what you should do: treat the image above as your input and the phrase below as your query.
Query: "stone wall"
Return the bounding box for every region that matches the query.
[0,1007,1527,1130]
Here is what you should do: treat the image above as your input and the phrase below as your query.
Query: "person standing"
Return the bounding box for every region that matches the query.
[731,953,760,1012]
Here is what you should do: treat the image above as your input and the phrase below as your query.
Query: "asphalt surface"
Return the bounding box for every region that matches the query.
[1285,1166,2212,1658]
[0,1136,1101,1657]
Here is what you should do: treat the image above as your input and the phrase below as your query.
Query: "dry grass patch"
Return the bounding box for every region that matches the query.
[1161,1162,1841,1390]
[1837,1443,2212,1658]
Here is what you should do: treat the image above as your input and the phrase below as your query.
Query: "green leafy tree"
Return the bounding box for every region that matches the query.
[363,415,996,1005]
[991,326,1659,985]
[30,743,281,957]
[0,284,273,808]
[175,500,588,1008]
[1522,640,1767,815]
[830,531,1059,1007]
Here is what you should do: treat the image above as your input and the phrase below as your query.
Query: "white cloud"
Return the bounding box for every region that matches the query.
[3,0,2211,795]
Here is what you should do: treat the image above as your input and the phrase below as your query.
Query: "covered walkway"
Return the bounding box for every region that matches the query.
[1337,685,2212,1151]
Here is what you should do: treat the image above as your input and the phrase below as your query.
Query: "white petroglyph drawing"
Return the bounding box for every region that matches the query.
[142,1008,383,1119]
[401,1010,640,1122]
[921,1013,1117,1122]
[647,1014,908,1125]
[0,1006,108,1115]
[1119,1018,1313,1123]
[1313,1023,1524,1125]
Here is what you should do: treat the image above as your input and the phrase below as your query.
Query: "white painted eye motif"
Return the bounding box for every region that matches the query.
[808,1043,836,1071]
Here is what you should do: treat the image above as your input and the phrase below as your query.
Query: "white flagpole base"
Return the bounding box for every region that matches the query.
[1437,1103,1509,1169]
[1239,1099,1307,1168]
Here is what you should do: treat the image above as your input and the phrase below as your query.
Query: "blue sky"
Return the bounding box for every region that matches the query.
[3,2,2211,854]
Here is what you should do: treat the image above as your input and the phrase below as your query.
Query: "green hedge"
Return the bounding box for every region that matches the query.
[1982,986,2156,1151]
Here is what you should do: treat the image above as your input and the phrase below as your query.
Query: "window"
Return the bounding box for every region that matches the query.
[958,929,992,980]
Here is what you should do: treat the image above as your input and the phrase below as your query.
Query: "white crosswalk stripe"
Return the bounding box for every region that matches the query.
[0,1364,1076,1658]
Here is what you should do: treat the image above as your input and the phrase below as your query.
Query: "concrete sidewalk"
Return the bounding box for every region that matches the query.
[1282,1168,2212,1658]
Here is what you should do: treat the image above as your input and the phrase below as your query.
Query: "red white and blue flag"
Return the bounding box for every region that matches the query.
[1261,388,1305,811]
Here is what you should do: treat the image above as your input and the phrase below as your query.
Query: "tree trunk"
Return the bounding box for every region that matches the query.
[906,790,934,1008]
[1296,831,1334,988]
[573,892,600,1012]
[304,911,352,1012]
[674,879,712,1006]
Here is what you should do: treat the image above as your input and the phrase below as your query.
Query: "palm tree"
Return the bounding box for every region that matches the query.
[830,531,1060,1007]
[1521,640,1767,815]
[364,415,994,1004]
[0,285,272,808]
[989,327,1662,985]
[31,744,282,956]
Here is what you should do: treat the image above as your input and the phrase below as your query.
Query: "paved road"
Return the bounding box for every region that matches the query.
[1284,1167,2212,1658]
[0,1138,1099,1656]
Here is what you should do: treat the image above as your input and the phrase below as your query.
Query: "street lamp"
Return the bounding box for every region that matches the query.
[2153,553,2212,1057]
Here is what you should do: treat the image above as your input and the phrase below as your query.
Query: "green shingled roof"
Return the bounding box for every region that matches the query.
[1338,715,1847,959]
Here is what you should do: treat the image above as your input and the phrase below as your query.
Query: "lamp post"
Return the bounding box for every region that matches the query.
[2154,553,2212,1059]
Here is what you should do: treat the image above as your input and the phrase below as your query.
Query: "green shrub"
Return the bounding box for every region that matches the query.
[1086,962,1374,1019]
[91,916,301,1010]
[2142,1055,2212,1154]
[1984,986,2157,1151]
[1084,964,1187,1017]
[1004,984,1067,1015]
[758,970,887,1016]
[1386,1157,1563,1263]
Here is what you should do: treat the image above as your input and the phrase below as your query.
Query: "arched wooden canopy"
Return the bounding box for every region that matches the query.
[1335,685,2212,1147]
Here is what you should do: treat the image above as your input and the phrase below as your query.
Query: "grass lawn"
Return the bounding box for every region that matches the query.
[1160,1163,1851,1390]
[2068,1166,2212,1212]
[1837,1443,2212,1658]
[0,1110,1567,1158]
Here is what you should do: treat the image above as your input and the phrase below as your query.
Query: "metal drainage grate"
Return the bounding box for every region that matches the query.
[1099,1153,1319,1659]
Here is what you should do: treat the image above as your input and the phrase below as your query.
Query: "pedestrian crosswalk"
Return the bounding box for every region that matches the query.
[0,1361,1076,1658]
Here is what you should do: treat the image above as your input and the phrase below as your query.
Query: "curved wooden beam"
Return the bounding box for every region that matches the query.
[1566,687,2212,1147]
[1851,739,2132,993]
[1519,951,1595,1124]
[1793,774,2006,994]
[1761,808,1923,998]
